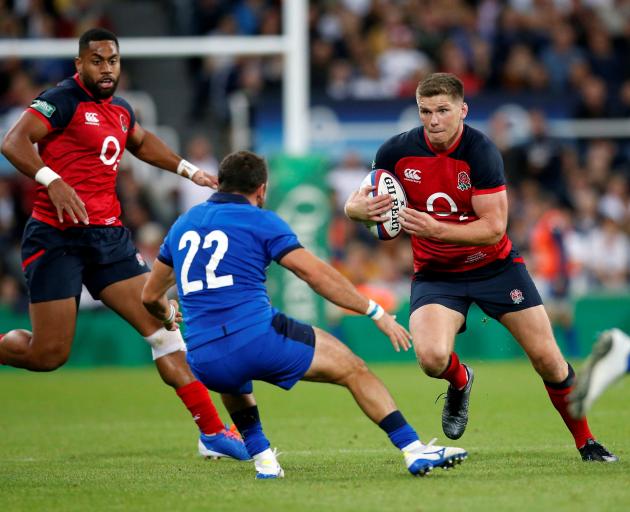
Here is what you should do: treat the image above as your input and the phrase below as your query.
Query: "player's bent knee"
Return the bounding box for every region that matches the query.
[530,353,567,380]
[416,349,450,376]
[145,327,187,360]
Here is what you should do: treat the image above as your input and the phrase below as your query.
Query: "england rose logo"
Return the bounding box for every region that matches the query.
[457,171,471,191]
[510,289,524,304]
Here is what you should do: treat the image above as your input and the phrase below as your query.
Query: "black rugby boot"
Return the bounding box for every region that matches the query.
[441,365,474,440]
[579,438,619,462]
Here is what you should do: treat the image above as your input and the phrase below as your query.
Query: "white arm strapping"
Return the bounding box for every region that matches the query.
[366,299,385,321]
[34,166,61,187]
[176,159,200,180]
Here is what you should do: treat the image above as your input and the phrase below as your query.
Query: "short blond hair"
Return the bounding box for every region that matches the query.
[416,73,464,101]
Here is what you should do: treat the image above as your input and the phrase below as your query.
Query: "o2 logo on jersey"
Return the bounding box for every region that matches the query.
[99,136,121,171]
[178,229,234,295]
[457,171,471,191]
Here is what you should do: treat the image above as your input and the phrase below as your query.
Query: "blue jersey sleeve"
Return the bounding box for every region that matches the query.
[157,228,174,267]
[29,85,78,130]
[467,133,506,191]
[260,211,302,262]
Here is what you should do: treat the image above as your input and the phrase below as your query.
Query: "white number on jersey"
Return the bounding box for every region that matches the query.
[99,135,121,171]
[178,229,234,295]
[426,192,469,221]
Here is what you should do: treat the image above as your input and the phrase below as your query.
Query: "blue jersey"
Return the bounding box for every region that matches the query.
[158,192,302,349]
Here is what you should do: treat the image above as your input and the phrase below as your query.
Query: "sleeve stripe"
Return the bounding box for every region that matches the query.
[156,254,173,267]
[472,184,506,196]
[26,108,53,131]
[273,243,303,262]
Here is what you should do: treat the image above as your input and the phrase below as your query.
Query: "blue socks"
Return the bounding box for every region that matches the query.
[378,410,420,450]
[230,405,270,458]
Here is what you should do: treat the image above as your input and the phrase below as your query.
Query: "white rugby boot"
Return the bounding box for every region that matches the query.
[569,328,630,418]
[402,439,468,476]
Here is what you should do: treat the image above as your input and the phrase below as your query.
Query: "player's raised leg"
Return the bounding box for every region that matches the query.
[569,329,630,419]
[0,298,77,370]
[410,303,473,440]
[98,273,249,461]
[501,305,618,462]
[304,327,467,475]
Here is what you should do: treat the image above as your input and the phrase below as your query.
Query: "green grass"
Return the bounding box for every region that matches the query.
[1,362,628,512]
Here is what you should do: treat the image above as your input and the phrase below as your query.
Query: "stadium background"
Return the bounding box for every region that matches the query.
[0,0,629,365]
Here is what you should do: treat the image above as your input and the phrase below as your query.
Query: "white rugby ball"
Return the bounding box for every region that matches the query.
[360,169,407,240]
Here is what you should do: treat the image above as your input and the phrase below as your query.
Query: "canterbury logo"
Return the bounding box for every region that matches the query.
[85,112,99,124]
[403,168,421,182]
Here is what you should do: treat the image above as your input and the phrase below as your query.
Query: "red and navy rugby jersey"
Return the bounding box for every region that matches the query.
[374,124,512,273]
[26,74,136,229]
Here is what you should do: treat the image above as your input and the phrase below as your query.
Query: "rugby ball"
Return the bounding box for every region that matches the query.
[360,169,407,240]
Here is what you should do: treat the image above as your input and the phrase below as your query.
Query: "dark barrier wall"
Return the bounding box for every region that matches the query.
[1,294,627,367]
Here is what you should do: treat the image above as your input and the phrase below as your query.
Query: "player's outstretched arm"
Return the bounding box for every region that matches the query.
[141,259,183,331]
[1,112,88,224]
[279,248,411,352]
[344,185,392,222]
[126,124,218,188]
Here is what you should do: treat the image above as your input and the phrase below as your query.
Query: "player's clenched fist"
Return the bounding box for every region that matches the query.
[399,207,440,238]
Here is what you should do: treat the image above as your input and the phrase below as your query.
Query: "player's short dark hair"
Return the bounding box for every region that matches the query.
[79,28,119,54]
[218,150,268,194]
[416,73,464,101]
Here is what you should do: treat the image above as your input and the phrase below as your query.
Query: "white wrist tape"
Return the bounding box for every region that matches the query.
[163,303,176,325]
[145,327,187,360]
[176,159,200,180]
[366,299,385,321]
[34,166,61,187]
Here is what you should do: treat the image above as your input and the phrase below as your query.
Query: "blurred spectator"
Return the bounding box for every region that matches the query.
[573,75,613,118]
[437,39,483,96]
[136,221,166,265]
[177,135,218,214]
[377,24,432,96]
[515,109,569,204]
[586,214,630,290]
[327,151,369,213]
[540,22,586,93]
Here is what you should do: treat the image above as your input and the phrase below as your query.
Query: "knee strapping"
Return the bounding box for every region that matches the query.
[144,327,187,360]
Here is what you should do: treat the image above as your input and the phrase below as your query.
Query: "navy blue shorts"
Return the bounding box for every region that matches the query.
[186,310,316,394]
[21,218,149,303]
[410,259,542,332]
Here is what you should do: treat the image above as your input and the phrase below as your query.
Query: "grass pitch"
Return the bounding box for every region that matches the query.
[1,361,628,512]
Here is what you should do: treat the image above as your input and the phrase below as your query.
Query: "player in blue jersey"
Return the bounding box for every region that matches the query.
[569,329,630,418]
[142,150,469,479]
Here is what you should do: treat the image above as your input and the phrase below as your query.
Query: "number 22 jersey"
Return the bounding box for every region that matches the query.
[374,124,513,274]
[26,73,136,229]
[157,192,302,349]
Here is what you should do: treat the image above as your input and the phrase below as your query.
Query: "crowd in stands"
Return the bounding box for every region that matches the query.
[0,0,628,319]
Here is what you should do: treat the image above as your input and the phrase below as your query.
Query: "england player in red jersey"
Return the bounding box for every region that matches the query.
[345,72,617,462]
[0,28,248,461]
